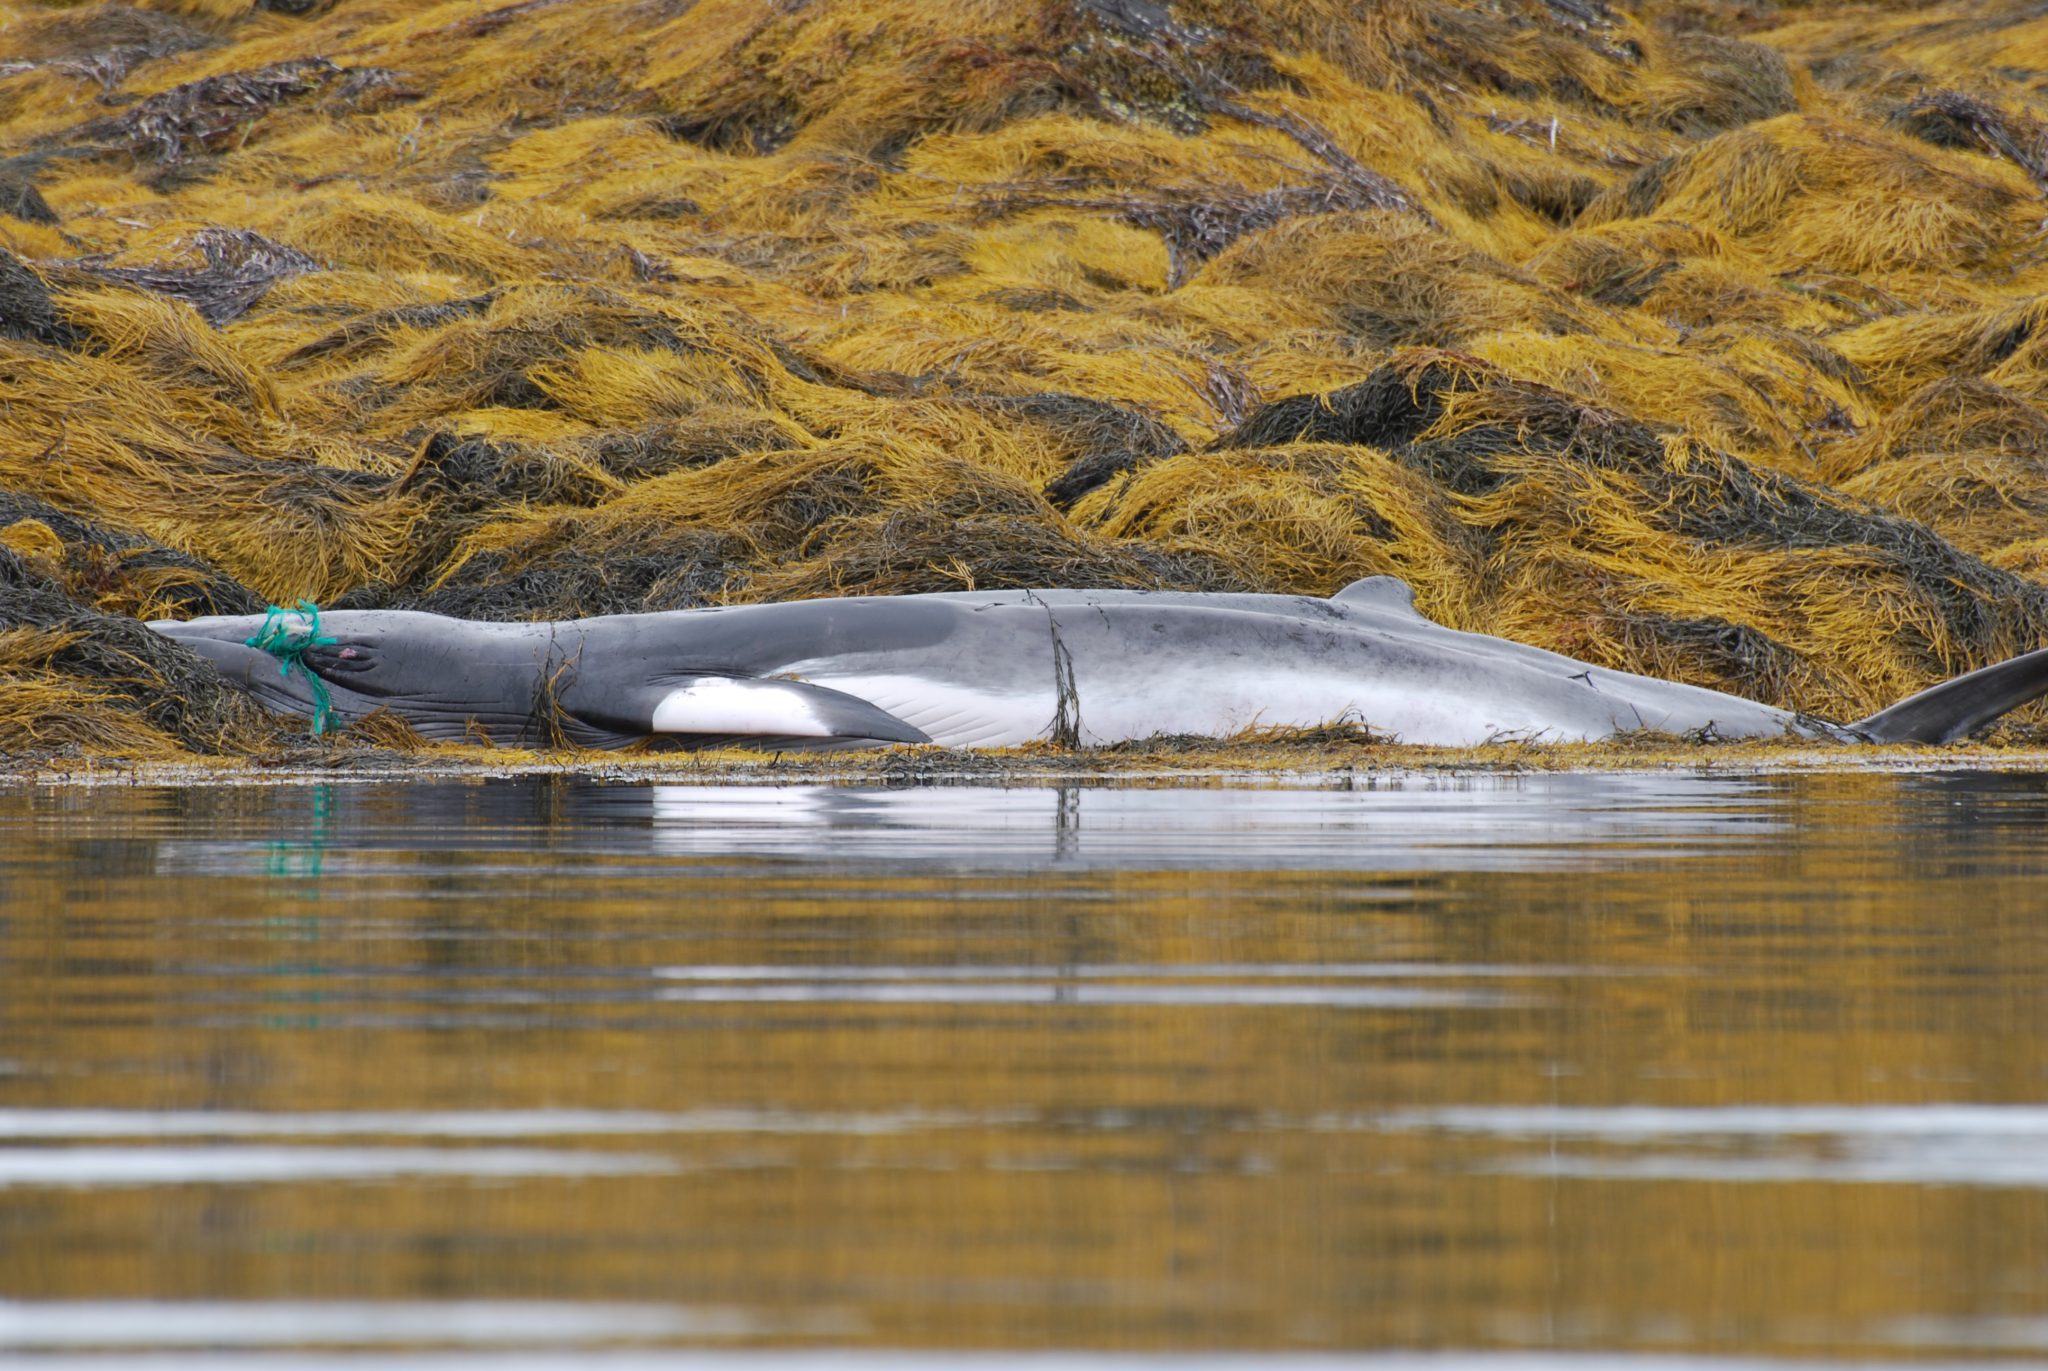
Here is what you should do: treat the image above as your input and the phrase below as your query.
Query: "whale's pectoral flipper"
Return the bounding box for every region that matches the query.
[1849,646,2048,743]
[620,676,930,745]
[1330,575,1422,617]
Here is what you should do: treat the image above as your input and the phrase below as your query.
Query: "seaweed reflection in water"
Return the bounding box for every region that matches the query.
[0,772,2044,1360]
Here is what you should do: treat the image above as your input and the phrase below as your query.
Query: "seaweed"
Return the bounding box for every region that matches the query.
[0,489,260,620]
[401,525,749,621]
[980,176,1415,288]
[71,228,320,326]
[0,546,280,756]
[0,250,80,348]
[750,495,1235,602]
[1894,90,2048,191]
[3,5,218,93]
[6,0,2048,757]
[72,58,341,162]
[386,430,620,584]
[1631,32,1798,136]
[1621,613,1804,707]
[1217,359,1465,455]
[975,392,1187,508]
[0,156,58,225]
[278,293,499,368]
[586,413,809,483]
[397,431,617,513]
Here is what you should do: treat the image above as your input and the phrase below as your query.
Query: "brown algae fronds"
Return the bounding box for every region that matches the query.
[2,0,2046,762]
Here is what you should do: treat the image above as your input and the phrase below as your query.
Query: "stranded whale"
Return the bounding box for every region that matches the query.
[151,578,2048,749]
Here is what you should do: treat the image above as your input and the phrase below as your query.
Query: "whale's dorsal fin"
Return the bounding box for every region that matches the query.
[1331,575,1422,617]
[645,676,930,744]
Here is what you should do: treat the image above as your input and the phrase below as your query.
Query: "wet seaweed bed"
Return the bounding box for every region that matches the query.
[20,735,2048,791]
[3,0,2047,764]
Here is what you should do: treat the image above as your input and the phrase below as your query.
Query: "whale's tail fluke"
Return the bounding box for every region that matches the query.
[1850,647,2048,743]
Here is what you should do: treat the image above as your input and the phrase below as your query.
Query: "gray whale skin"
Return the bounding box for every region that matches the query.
[152,577,2048,749]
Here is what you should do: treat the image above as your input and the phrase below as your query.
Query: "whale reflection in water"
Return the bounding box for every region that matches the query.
[637,776,1784,871]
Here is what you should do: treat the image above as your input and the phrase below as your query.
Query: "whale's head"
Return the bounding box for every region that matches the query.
[150,608,564,742]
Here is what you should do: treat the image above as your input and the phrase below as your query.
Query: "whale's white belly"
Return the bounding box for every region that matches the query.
[802,673,1047,747]
[810,668,1600,748]
[1071,666,1625,746]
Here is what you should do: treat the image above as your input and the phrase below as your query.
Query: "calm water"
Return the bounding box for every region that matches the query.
[1,772,2046,1366]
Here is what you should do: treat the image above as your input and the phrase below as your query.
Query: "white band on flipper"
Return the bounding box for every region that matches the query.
[650,679,835,737]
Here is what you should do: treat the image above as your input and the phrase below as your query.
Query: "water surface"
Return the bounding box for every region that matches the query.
[2,772,2046,1363]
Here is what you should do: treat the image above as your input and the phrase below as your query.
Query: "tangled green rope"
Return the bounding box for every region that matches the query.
[246,600,339,736]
